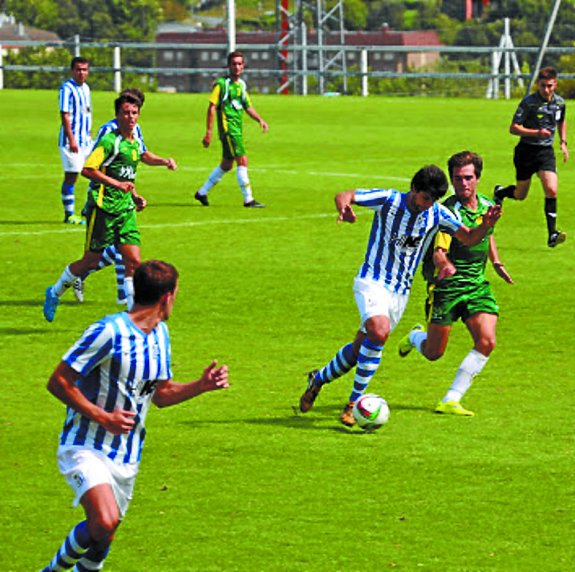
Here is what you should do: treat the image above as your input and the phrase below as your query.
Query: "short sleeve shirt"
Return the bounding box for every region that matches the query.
[210,76,253,137]
[512,91,566,147]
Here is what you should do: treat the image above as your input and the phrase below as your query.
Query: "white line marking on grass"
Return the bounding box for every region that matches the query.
[0,212,335,238]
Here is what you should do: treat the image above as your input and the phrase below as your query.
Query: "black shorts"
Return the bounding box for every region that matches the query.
[514,143,556,181]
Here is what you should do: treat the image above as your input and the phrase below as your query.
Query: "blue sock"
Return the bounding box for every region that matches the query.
[75,543,110,571]
[61,183,75,218]
[315,343,356,385]
[349,339,383,403]
[42,521,91,571]
[113,249,127,303]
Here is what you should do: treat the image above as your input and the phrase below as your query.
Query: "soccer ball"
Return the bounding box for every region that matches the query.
[353,394,390,431]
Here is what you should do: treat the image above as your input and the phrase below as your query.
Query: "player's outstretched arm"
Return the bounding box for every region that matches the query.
[455,204,501,246]
[153,361,229,408]
[141,151,177,170]
[335,190,357,223]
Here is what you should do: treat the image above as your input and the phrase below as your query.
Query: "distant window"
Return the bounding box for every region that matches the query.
[201,51,209,62]
[384,53,394,62]
[261,52,270,61]
[374,52,381,61]
[347,52,356,61]
[176,51,185,62]
[164,50,174,62]
[212,51,220,61]
[252,52,259,61]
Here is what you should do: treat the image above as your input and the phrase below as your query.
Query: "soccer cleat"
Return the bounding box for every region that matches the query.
[43,286,60,322]
[64,213,85,225]
[398,324,425,357]
[434,400,474,417]
[244,199,265,208]
[72,278,84,303]
[299,370,322,413]
[547,230,566,248]
[194,191,209,206]
[492,184,515,205]
[340,402,356,426]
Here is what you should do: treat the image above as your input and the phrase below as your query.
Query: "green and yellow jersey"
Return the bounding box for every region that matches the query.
[210,76,253,138]
[85,130,142,215]
[423,193,494,289]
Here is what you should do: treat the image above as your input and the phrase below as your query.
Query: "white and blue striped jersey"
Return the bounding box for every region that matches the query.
[355,188,462,295]
[60,312,172,465]
[93,118,147,153]
[58,78,92,148]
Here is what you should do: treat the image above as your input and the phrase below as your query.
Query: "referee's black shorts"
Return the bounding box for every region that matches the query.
[514,142,556,180]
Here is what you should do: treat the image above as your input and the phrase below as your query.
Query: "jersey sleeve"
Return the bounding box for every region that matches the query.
[512,98,528,125]
[63,320,115,376]
[354,188,394,210]
[434,231,452,252]
[83,145,107,170]
[59,82,72,113]
[209,83,222,106]
[437,203,462,235]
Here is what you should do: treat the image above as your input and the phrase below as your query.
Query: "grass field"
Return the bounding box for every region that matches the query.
[0,90,573,571]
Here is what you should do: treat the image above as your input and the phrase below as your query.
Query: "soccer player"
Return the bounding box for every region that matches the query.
[58,56,93,224]
[43,92,177,322]
[72,88,171,306]
[398,151,513,416]
[298,165,502,427]
[194,50,268,208]
[494,66,569,248]
[39,260,229,572]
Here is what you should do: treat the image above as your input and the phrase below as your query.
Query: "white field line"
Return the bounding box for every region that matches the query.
[0,212,336,238]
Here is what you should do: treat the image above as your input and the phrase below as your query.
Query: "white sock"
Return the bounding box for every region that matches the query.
[53,265,79,297]
[411,331,428,353]
[236,165,253,202]
[444,349,489,403]
[125,276,134,310]
[198,165,225,195]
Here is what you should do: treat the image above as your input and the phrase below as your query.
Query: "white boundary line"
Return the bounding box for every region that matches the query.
[0,212,337,238]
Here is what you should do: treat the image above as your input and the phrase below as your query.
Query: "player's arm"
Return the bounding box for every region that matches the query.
[152,361,229,408]
[48,362,135,434]
[488,235,513,284]
[433,232,456,281]
[454,205,501,246]
[559,117,569,162]
[141,151,177,170]
[82,147,135,194]
[61,111,78,152]
[246,106,268,133]
[335,190,357,223]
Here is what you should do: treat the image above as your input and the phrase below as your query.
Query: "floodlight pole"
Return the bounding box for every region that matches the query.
[227,0,236,53]
[527,0,561,95]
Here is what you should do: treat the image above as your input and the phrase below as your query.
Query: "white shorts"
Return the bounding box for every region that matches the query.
[59,143,93,173]
[353,276,409,333]
[58,446,139,519]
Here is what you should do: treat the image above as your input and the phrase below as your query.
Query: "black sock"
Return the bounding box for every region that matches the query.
[545,198,557,236]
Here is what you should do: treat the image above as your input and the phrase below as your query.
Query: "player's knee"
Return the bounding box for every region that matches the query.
[88,515,118,543]
[477,337,496,356]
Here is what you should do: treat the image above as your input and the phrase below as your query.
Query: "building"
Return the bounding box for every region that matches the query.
[155,25,442,94]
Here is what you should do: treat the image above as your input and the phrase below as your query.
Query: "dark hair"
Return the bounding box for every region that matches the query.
[114,93,142,114]
[71,56,89,69]
[133,260,179,306]
[121,87,145,108]
[227,50,244,65]
[410,165,449,201]
[447,150,483,180]
[538,67,558,81]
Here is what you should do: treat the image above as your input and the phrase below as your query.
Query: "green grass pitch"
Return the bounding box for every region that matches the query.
[0,89,573,571]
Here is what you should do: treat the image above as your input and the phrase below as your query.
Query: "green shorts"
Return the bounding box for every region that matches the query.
[220,130,246,160]
[426,280,499,326]
[84,204,141,252]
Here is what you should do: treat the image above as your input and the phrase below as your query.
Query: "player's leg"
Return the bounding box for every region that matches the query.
[299,341,357,413]
[236,154,264,208]
[118,244,140,310]
[436,312,497,416]
[40,520,92,571]
[415,322,451,361]
[194,140,234,205]
[539,169,566,247]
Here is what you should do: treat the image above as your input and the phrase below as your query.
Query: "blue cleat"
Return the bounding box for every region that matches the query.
[43,286,60,322]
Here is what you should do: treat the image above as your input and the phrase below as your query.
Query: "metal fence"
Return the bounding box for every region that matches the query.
[2,37,575,98]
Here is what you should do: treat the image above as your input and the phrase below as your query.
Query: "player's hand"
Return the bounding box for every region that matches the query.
[436,263,457,282]
[260,120,269,133]
[103,409,136,434]
[493,263,514,284]
[69,141,79,153]
[482,204,501,228]
[338,204,356,224]
[200,360,230,392]
[202,133,212,148]
[118,181,135,193]
[165,158,177,170]
[561,144,569,163]
[133,193,147,211]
